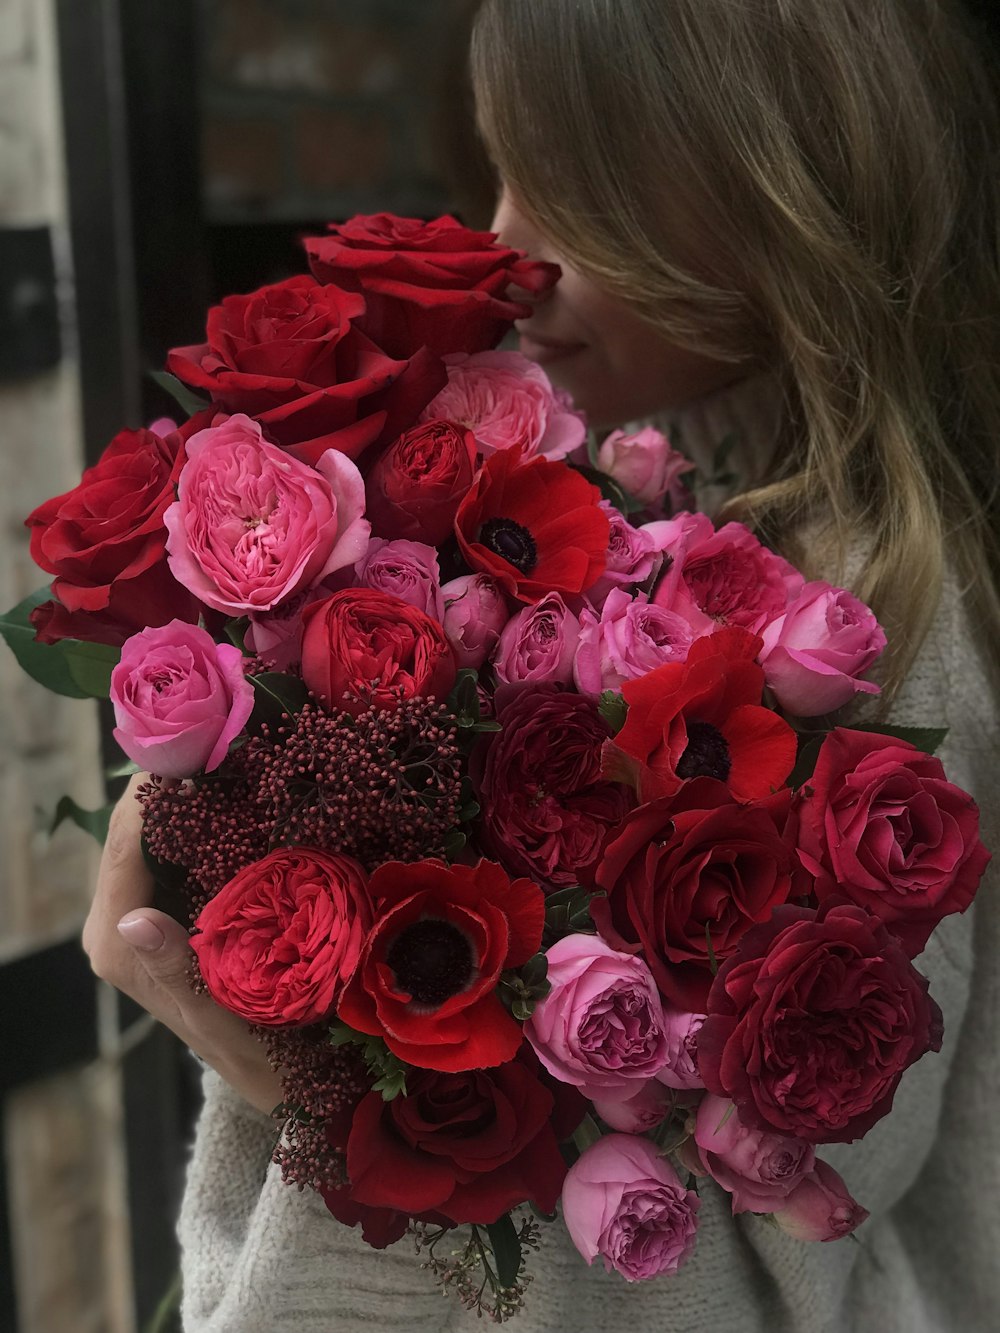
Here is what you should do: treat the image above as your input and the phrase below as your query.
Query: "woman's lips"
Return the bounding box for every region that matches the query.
[517,331,588,365]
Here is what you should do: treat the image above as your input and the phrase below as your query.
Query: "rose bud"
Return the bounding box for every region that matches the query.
[694,1094,815,1214]
[656,1007,707,1091]
[110,620,254,778]
[441,573,510,669]
[596,425,689,507]
[772,1159,869,1242]
[493,591,580,687]
[592,1079,676,1134]
[355,538,444,621]
[365,419,477,546]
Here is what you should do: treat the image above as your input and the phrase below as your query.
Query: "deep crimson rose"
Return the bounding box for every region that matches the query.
[300,587,456,716]
[697,900,944,1143]
[26,420,206,646]
[166,274,446,465]
[602,626,797,802]
[191,847,373,1027]
[365,418,477,545]
[337,858,546,1072]
[455,448,610,603]
[343,1050,583,1224]
[305,212,560,359]
[592,778,796,1011]
[793,728,991,956]
[471,684,634,889]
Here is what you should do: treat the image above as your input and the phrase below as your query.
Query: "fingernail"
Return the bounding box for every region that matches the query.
[117,915,165,952]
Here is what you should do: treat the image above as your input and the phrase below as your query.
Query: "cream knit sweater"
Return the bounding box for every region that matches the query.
[178,378,1000,1332]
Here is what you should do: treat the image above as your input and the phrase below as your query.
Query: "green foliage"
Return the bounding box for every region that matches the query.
[543,884,604,944]
[498,951,550,1021]
[856,723,948,755]
[446,668,502,737]
[50,794,114,844]
[598,690,628,735]
[148,370,210,418]
[0,587,119,698]
[570,462,634,515]
[248,672,310,732]
[328,1020,409,1100]
[485,1215,522,1289]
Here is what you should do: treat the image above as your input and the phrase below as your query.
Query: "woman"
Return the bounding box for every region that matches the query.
[86,1,999,1328]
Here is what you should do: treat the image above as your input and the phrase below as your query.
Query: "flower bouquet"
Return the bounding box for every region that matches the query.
[4,214,991,1321]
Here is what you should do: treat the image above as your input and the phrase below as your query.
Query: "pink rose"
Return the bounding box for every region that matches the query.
[355,538,444,621]
[525,934,670,1101]
[596,426,690,507]
[493,592,580,686]
[574,589,695,696]
[164,414,369,615]
[440,573,510,669]
[772,1158,869,1241]
[110,620,254,777]
[655,1007,707,1091]
[592,1079,676,1134]
[562,1134,700,1280]
[694,1095,815,1214]
[246,585,330,671]
[420,350,586,459]
[759,581,886,716]
[585,503,662,608]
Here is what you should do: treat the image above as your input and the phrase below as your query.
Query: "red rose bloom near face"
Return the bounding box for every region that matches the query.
[365,418,477,546]
[305,212,560,359]
[300,587,457,716]
[794,728,991,957]
[592,778,796,1011]
[697,900,944,1143]
[337,859,546,1072]
[455,448,610,604]
[603,627,797,802]
[191,847,372,1027]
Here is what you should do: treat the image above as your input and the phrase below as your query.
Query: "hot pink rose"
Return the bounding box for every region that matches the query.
[562,1134,700,1281]
[585,503,662,608]
[525,934,670,1101]
[655,1007,707,1091]
[420,350,585,459]
[110,620,254,778]
[164,415,369,615]
[759,581,886,716]
[440,573,510,668]
[772,1158,869,1241]
[694,1095,815,1214]
[596,426,690,507]
[574,589,695,696]
[355,538,444,621]
[592,1079,676,1134]
[493,592,580,686]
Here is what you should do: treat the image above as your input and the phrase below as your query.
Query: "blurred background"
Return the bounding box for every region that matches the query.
[1,2,998,1332]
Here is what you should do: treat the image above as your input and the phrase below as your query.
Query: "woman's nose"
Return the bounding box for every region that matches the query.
[491,187,558,301]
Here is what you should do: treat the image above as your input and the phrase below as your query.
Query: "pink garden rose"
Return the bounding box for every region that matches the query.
[772,1158,869,1241]
[493,592,580,686]
[164,414,369,615]
[655,1007,707,1091]
[355,538,444,621]
[574,589,695,696]
[596,426,690,507]
[420,350,585,459]
[585,503,662,608]
[592,1080,676,1134]
[759,581,885,716]
[562,1134,700,1281]
[440,573,510,669]
[525,934,670,1101]
[694,1095,815,1214]
[111,620,254,778]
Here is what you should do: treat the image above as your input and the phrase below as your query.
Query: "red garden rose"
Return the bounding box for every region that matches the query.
[26,421,205,646]
[455,448,610,603]
[166,274,446,465]
[305,212,560,359]
[337,858,546,1071]
[592,778,796,1011]
[300,587,457,716]
[191,847,373,1027]
[602,626,797,802]
[793,728,991,956]
[365,418,477,545]
[697,899,944,1143]
[471,684,634,889]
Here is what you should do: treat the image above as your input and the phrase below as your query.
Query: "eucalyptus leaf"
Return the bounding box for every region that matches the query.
[149,370,210,419]
[485,1215,522,1290]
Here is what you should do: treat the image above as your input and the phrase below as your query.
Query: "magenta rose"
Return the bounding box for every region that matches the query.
[655,1007,707,1091]
[492,592,580,687]
[191,847,372,1026]
[441,573,510,668]
[164,414,369,616]
[574,589,695,696]
[596,426,690,507]
[584,503,663,609]
[794,728,991,956]
[111,621,253,778]
[365,419,477,545]
[355,538,444,621]
[562,1134,700,1281]
[525,934,670,1100]
[421,350,585,460]
[694,1095,815,1214]
[772,1159,869,1241]
[698,900,944,1143]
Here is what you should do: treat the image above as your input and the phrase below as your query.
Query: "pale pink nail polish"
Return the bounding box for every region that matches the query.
[117,915,165,952]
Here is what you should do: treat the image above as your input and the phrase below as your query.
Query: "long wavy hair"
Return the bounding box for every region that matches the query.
[471,0,1000,698]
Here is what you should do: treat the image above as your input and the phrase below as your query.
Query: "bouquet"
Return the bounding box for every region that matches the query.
[5,213,991,1322]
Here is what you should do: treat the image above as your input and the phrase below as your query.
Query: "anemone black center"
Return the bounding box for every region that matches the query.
[386,918,474,1007]
[478,517,538,573]
[676,720,732,782]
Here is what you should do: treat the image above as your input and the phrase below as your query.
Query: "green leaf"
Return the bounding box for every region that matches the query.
[598,690,628,735]
[249,672,309,731]
[788,734,825,792]
[64,638,119,696]
[50,795,114,844]
[0,587,119,698]
[148,369,210,418]
[485,1215,522,1290]
[856,723,949,756]
[571,462,632,515]
[224,617,250,654]
[105,757,142,780]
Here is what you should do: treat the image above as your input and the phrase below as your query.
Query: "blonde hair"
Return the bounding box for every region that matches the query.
[471,0,1000,698]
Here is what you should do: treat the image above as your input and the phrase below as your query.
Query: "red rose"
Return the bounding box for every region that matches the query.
[602,627,797,802]
[191,847,372,1026]
[26,421,205,646]
[167,275,446,465]
[305,212,560,359]
[455,448,610,604]
[337,858,546,1071]
[365,418,477,545]
[471,684,634,889]
[794,728,991,956]
[342,1050,582,1224]
[300,588,456,716]
[697,900,944,1143]
[592,778,796,1011]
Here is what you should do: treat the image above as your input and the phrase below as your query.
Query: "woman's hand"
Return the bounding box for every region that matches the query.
[82,774,284,1116]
